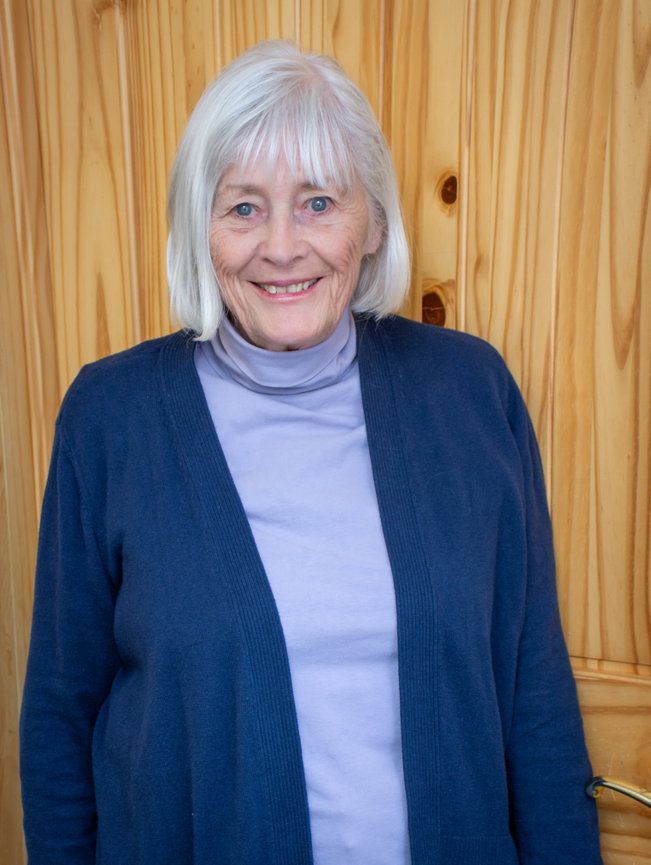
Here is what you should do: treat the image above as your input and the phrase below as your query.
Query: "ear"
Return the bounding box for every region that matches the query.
[365,219,383,255]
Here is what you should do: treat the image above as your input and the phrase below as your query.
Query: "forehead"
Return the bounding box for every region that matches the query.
[216,156,359,198]
[218,159,308,192]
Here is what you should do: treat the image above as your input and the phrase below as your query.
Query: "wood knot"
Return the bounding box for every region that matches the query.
[422,290,446,327]
[436,171,458,211]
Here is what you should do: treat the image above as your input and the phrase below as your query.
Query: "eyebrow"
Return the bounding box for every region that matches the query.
[218,181,327,196]
[218,184,263,196]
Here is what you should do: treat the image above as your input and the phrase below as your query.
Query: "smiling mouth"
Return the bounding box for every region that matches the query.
[255,278,320,295]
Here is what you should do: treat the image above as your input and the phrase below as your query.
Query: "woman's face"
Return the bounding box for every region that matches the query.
[209,158,381,351]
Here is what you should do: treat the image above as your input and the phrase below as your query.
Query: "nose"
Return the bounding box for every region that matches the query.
[259,212,307,267]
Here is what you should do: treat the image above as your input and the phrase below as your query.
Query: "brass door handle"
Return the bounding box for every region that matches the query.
[586,776,651,808]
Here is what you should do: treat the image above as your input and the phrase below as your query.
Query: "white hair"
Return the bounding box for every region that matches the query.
[167,40,410,340]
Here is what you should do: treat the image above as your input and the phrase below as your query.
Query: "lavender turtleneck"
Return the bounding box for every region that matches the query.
[194,311,411,865]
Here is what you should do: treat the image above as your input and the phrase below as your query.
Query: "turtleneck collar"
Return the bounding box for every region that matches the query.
[201,309,357,395]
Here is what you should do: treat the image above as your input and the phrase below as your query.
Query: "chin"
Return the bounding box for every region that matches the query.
[258,320,335,352]
[264,332,321,352]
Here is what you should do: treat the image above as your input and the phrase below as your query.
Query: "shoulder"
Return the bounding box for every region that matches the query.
[56,330,193,440]
[365,313,506,367]
[357,314,515,408]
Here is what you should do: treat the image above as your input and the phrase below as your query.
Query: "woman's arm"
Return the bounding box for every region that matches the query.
[20,424,121,864]
[505,384,603,863]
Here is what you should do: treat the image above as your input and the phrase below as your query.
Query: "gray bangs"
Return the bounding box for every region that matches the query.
[222,86,357,193]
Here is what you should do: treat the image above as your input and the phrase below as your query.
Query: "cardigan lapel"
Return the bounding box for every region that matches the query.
[158,330,314,865]
[356,316,440,865]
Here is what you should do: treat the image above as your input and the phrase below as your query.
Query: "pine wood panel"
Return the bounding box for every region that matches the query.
[418,0,465,329]
[460,0,574,466]
[553,0,651,667]
[381,0,429,321]
[119,0,220,341]
[0,1,59,859]
[0,0,60,499]
[0,96,32,865]
[600,850,651,865]
[574,661,651,862]
[298,0,382,119]
[26,0,135,382]
[217,0,296,64]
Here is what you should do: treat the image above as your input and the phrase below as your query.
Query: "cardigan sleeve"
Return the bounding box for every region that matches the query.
[504,383,603,863]
[20,423,121,864]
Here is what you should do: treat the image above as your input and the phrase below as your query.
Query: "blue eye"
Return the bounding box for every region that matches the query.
[234,202,253,217]
[309,197,330,213]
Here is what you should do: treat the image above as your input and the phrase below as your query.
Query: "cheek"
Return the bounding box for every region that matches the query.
[208,223,223,262]
[209,227,252,277]
[325,224,369,270]
[322,233,368,315]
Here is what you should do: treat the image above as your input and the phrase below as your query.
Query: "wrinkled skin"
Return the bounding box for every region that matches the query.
[210,158,381,351]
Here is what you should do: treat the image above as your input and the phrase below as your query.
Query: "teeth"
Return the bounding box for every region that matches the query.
[258,279,317,295]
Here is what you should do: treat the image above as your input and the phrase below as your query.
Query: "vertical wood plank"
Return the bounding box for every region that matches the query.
[574,664,651,861]
[382,0,429,321]
[119,0,217,341]
[460,0,574,462]
[419,0,465,329]
[26,0,135,380]
[0,0,60,496]
[0,0,54,859]
[553,0,651,666]
[217,0,296,65]
[298,0,382,119]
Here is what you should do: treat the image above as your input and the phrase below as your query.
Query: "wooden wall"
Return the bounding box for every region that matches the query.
[1,1,649,861]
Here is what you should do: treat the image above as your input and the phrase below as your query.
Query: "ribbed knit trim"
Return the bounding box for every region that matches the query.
[439,834,519,863]
[356,317,439,865]
[159,330,314,865]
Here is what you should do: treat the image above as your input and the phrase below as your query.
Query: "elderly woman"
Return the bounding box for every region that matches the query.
[20,41,602,865]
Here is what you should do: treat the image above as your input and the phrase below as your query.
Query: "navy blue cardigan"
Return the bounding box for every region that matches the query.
[20,315,602,864]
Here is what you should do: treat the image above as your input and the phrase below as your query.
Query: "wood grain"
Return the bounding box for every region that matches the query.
[217,0,296,65]
[298,0,382,119]
[0,1,55,859]
[460,0,575,469]
[575,662,651,861]
[573,656,651,683]
[599,847,651,865]
[553,0,651,668]
[381,0,429,321]
[416,0,466,329]
[120,0,215,341]
[26,0,135,379]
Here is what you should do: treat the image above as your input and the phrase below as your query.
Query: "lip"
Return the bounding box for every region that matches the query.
[256,277,320,287]
[251,277,322,299]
